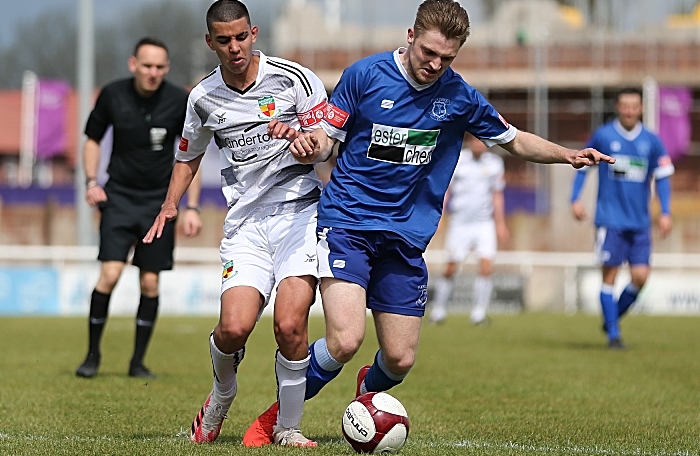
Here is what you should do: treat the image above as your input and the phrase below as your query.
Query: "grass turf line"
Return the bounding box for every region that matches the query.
[0,313,698,455]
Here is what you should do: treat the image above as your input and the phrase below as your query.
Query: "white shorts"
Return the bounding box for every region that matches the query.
[219,205,318,306]
[444,219,497,263]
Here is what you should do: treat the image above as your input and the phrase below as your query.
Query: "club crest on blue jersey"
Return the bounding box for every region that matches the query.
[429,98,451,121]
[636,141,651,157]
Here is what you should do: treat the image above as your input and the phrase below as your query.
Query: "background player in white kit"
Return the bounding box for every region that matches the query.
[429,134,509,325]
[144,0,327,448]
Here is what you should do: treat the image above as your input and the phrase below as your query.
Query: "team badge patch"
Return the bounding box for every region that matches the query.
[222,260,239,282]
[258,95,277,119]
[416,285,428,307]
[429,98,450,121]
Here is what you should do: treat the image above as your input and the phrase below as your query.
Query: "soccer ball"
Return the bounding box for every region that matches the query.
[342,392,410,453]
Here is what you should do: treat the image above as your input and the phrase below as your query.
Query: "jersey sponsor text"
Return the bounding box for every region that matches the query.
[367,124,439,165]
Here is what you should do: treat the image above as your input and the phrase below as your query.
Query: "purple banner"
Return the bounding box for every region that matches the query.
[658,86,692,162]
[36,79,70,160]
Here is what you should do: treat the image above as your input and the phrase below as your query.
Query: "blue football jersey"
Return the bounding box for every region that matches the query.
[581,120,674,230]
[319,49,516,250]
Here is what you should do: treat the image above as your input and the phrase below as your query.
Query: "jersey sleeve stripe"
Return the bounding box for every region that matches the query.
[267,60,312,97]
[480,126,518,148]
[200,68,217,83]
[654,164,675,179]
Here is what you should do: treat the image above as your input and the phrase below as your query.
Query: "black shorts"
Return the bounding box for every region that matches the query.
[98,181,174,272]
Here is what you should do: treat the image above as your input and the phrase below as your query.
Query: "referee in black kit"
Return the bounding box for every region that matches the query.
[76,37,202,379]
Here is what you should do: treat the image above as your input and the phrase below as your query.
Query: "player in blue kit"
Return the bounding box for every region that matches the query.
[571,87,673,349]
[243,0,615,444]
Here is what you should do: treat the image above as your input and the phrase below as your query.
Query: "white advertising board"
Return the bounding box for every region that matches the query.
[579,269,700,315]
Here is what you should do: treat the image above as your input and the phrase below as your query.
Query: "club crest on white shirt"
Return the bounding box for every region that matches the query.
[258,95,279,120]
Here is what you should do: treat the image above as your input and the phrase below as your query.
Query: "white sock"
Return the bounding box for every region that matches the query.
[275,350,310,429]
[430,277,453,321]
[470,276,493,322]
[209,333,244,406]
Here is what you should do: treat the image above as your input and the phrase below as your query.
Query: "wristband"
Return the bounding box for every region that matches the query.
[186,205,201,213]
[85,177,98,189]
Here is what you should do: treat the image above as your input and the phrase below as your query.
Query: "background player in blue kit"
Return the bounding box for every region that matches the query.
[571,87,674,349]
[245,0,615,443]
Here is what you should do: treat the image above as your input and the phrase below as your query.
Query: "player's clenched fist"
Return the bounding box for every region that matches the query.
[290,133,321,164]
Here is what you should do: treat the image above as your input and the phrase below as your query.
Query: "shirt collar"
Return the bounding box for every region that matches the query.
[613,119,643,141]
[393,47,437,91]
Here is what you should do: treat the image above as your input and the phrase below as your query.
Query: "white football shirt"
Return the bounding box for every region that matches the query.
[447,148,505,223]
[177,51,328,237]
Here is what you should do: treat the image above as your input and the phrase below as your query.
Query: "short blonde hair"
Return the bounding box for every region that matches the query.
[414,0,470,47]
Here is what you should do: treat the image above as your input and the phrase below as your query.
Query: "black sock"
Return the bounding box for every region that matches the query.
[87,289,111,356]
[131,295,159,366]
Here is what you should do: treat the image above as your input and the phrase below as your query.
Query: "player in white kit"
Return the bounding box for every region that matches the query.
[429,134,509,325]
[143,0,327,447]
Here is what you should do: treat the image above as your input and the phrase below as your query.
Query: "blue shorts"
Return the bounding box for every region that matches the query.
[595,227,651,267]
[317,226,428,317]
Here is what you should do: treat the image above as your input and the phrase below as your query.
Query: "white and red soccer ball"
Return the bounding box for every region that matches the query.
[342,392,410,453]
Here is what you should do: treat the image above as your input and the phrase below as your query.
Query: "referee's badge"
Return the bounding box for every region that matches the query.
[222,260,239,282]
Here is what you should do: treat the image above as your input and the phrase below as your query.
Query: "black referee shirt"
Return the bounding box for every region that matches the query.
[84,78,189,191]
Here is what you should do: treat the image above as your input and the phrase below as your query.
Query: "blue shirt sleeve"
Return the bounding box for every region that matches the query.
[656,177,671,215]
[326,62,366,134]
[571,170,587,202]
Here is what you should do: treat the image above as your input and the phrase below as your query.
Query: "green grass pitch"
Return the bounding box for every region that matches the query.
[1,313,698,455]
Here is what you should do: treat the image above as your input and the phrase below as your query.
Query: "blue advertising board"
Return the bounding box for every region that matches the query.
[0,267,59,314]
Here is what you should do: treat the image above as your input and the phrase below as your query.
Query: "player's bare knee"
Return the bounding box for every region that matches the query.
[215,320,253,350]
[273,319,307,350]
[97,269,122,291]
[139,272,159,296]
[329,334,363,363]
[382,351,415,376]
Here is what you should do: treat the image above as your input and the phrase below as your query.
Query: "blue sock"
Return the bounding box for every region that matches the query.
[600,284,620,340]
[364,350,408,393]
[617,284,639,318]
[305,338,343,400]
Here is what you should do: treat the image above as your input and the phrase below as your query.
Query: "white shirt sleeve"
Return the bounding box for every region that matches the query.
[176,93,213,162]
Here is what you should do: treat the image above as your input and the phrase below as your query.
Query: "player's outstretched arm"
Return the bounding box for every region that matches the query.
[502,131,615,169]
[143,156,202,244]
